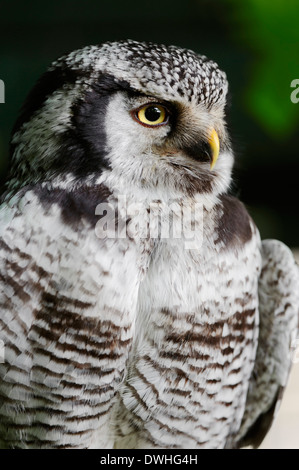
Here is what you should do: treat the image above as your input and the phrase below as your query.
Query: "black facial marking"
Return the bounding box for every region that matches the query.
[54,74,134,178]
[11,65,86,141]
[9,71,137,183]
[9,65,86,165]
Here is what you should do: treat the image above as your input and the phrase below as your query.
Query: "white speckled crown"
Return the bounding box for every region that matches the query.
[52,39,228,109]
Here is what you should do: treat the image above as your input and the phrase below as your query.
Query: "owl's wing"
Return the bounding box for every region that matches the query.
[234,239,299,448]
[0,185,137,448]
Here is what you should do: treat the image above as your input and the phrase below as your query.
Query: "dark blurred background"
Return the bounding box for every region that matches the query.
[0,0,298,246]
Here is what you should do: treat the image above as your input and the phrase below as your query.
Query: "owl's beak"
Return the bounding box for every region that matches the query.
[162,127,220,168]
[209,129,220,170]
[174,128,220,169]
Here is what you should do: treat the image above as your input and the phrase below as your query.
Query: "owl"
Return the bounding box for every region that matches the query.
[0,40,298,449]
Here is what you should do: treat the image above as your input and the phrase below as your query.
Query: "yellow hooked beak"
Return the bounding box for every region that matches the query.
[209,129,220,170]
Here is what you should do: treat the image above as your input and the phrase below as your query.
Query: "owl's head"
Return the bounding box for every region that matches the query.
[8,40,233,198]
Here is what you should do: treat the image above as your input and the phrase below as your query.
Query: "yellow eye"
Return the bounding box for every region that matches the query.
[136,104,168,127]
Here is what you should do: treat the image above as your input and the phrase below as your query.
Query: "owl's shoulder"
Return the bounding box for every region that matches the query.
[0,182,115,274]
[1,182,112,228]
[213,193,257,248]
[33,183,112,229]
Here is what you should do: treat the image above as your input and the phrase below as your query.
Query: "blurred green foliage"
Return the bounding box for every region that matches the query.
[227,0,299,138]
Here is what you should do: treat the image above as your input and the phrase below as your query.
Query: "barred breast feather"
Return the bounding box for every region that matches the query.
[0,183,298,449]
[0,184,140,448]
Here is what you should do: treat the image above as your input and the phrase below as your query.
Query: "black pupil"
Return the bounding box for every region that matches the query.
[145,106,162,122]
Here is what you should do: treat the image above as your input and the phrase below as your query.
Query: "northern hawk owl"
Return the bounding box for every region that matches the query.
[0,40,298,449]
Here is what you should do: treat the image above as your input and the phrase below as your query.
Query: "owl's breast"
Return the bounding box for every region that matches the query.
[116,217,261,448]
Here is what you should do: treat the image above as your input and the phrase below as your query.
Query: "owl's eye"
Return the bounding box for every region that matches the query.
[135,104,169,127]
